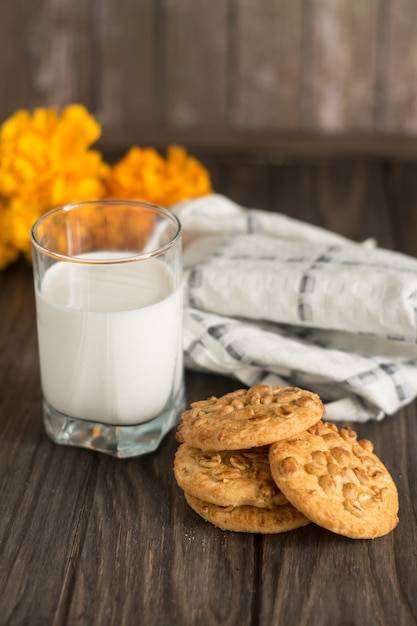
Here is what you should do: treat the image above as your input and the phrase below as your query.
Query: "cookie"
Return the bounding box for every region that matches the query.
[176,385,325,451]
[174,443,287,509]
[269,421,399,539]
[184,493,310,534]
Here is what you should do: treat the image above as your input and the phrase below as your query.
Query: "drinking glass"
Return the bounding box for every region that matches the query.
[31,200,184,458]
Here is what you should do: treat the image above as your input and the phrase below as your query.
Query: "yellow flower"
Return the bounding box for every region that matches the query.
[0,199,19,270]
[6,197,43,262]
[0,104,109,265]
[0,104,213,269]
[105,144,212,207]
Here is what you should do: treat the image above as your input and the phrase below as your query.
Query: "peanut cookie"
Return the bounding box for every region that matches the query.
[184,493,310,534]
[174,443,287,509]
[269,421,399,539]
[176,385,325,450]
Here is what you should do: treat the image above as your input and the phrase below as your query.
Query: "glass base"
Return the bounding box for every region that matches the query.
[42,382,185,458]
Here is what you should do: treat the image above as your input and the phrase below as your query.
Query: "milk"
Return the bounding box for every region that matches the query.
[35,254,183,425]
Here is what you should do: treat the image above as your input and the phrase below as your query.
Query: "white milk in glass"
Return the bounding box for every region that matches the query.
[35,253,183,425]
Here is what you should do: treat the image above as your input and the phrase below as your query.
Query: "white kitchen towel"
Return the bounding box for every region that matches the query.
[173,194,417,422]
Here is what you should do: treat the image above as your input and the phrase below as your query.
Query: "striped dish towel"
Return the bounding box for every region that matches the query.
[173,194,417,422]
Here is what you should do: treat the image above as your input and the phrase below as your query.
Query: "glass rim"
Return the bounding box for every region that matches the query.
[30,199,182,264]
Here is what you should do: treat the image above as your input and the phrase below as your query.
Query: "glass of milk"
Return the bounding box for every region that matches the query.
[31,200,185,458]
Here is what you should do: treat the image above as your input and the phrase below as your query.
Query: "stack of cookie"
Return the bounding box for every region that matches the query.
[174,385,399,539]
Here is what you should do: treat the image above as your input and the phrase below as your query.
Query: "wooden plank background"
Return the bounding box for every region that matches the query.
[1,0,417,155]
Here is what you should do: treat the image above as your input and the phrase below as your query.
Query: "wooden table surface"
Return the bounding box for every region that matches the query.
[1,156,416,626]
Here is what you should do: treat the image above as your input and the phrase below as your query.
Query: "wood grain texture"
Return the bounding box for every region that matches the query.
[163,0,229,128]
[4,1,417,150]
[271,160,393,245]
[0,265,95,625]
[0,158,416,626]
[233,0,303,130]
[375,0,417,132]
[0,0,39,120]
[28,0,96,109]
[98,0,155,134]
[302,0,378,131]
[384,162,417,257]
